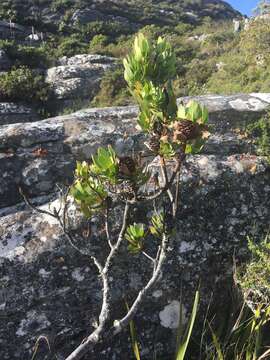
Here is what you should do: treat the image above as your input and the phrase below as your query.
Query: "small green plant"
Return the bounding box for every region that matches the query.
[247,114,270,161]
[206,304,270,360]
[89,34,109,52]
[237,233,270,310]
[56,35,88,57]
[198,233,270,360]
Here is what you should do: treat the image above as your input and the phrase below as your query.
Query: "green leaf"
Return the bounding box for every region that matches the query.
[175,291,199,360]
[150,213,164,238]
[159,141,176,159]
[201,105,209,124]
[186,100,201,123]
[71,160,108,218]
[185,139,205,154]
[177,104,187,119]
[177,101,209,125]
[138,110,151,132]
[125,223,145,254]
[91,145,118,183]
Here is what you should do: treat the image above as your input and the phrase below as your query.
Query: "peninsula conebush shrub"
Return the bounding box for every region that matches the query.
[28,33,210,359]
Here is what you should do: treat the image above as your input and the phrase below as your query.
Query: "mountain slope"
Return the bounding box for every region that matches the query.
[0,0,241,30]
[0,0,246,116]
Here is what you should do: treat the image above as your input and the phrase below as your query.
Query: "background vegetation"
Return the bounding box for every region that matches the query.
[1,0,270,110]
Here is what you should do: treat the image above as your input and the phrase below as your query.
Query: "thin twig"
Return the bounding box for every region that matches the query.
[20,187,102,262]
[159,156,174,208]
[113,232,169,333]
[173,170,181,218]
[105,204,113,249]
[19,187,57,219]
[154,245,161,271]
[142,251,155,263]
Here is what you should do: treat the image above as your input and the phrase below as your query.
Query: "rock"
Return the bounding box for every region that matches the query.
[0,103,39,126]
[0,50,11,71]
[0,154,269,359]
[70,7,133,28]
[1,93,270,209]
[0,93,269,359]
[58,54,116,66]
[46,54,117,110]
[159,300,183,329]
[233,18,241,32]
[71,8,106,24]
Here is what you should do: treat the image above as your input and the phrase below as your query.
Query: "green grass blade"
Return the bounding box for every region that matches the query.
[208,322,224,360]
[126,301,141,360]
[175,286,184,356]
[175,291,199,360]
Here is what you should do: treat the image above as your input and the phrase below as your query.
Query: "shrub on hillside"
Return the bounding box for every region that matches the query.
[0,40,52,68]
[89,34,109,53]
[56,35,88,57]
[0,66,50,104]
[240,19,270,63]
[80,20,133,41]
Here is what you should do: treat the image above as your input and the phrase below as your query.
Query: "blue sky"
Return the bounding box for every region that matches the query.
[226,0,259,16]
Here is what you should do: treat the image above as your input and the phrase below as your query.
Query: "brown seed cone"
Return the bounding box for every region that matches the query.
[173,120,199,142]
[118,156,136,177]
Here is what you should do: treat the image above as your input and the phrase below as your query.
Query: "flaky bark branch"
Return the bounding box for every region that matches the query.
[64,203,130,360]
[159,156,175,211]
[113,232,169,333]
[173,170,181,218]
[64,232,169,360]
